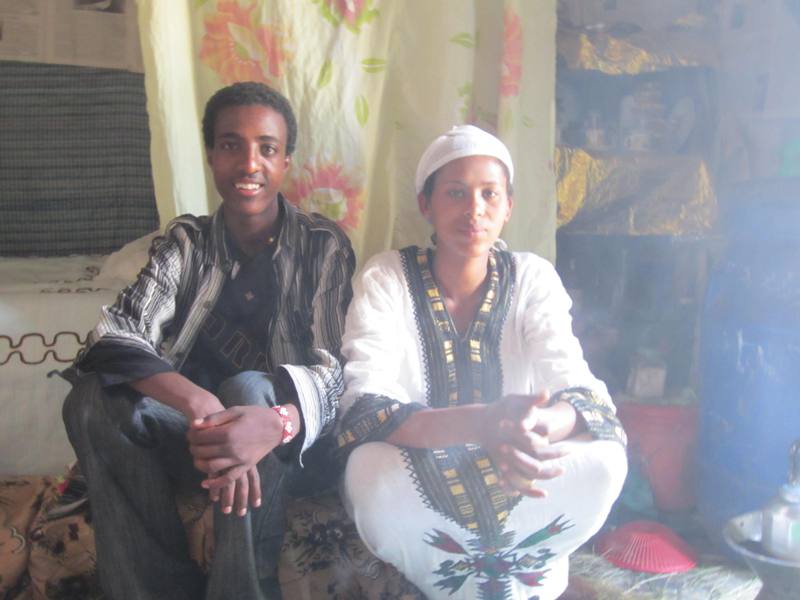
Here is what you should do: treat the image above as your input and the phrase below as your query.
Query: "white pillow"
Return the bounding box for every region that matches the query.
[98,230,160,284]
[0,255,106,287]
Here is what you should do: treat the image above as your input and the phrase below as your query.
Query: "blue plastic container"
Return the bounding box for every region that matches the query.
[697,179,800,554]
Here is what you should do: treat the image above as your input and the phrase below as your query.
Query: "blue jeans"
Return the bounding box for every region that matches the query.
[63,371,287,600]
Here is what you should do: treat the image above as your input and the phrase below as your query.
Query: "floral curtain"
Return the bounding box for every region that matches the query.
[137,0,556,263]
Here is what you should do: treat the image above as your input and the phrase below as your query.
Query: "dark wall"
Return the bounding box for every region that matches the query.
[0,60,158,256]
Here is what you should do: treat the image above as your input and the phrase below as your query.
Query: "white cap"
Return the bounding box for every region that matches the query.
[414,124,514,195]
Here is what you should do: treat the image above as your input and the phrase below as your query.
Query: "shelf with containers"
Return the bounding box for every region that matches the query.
[555,23,720,394]
[554,23,723,516]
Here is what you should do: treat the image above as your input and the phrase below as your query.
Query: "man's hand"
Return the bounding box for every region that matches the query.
[211,467,261,517]
[130,372,291,515]
[187,406,284,515]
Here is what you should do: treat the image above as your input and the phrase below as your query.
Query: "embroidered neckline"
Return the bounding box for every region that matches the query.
[416,248,500,407]
[400,245,519,540]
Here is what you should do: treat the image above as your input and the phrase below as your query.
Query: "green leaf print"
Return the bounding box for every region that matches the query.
[522,115,535,128]
[514,516,573,550]
[318,60,333,88]
[450,32,476,48]
[355,95,369,127]
[500,106,514,132]
[361,58,387,73]
[311,0,379,35]
[228,22,265,63]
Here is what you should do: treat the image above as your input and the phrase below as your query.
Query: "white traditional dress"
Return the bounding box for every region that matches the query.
[337,245,627,600]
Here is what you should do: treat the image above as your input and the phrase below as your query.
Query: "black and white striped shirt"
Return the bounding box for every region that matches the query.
[76,196,355,457]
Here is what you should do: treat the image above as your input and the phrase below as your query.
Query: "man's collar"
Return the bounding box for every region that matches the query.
[210,194,296,269]
[210,209,232,269]
[275,194,298,255]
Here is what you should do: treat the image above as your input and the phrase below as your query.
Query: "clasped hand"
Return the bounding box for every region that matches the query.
[484,392,575,498]
[186,404,284,517]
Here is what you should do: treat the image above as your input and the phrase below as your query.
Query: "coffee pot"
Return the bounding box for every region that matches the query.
[762,440,800,562]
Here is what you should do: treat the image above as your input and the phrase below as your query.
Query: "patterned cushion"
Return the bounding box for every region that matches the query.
[22,471,211,599]
[279,489,424,599]
[0,471,422,599]
[27,501,100,600]
[0,476,51,598]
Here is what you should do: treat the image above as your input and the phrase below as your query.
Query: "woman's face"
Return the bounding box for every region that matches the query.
[418,155,513,260]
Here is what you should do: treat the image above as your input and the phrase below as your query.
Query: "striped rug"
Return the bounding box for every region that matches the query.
[0,60,158,256]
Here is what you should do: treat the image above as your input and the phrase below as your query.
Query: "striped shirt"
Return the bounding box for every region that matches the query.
[75,196,355,457]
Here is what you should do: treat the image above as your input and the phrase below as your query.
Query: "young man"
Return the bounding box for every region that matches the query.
[63,82,355,600]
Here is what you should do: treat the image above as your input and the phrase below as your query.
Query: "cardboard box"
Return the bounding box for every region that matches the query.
[626,354,667,398]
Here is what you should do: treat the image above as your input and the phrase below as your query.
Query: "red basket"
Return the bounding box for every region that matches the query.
[596,520,698,573]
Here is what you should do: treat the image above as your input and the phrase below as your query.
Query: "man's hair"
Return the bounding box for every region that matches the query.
[202,81,298,155]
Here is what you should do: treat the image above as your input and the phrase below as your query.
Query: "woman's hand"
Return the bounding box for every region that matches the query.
[381,392,579,497]
[484,393,575,497]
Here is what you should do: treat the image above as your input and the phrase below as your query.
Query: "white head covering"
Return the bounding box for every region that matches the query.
[414,124,514,195]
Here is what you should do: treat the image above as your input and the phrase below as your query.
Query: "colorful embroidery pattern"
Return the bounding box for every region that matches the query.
[403,444,521,540]
[398,246,518,542]
[336,394,425,451]
[199,1,292,85]
[403,246,513,411]
[551,387,628,446]
[426,515,573,600]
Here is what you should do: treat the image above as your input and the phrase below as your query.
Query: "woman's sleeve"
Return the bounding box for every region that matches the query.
[518,255,626,445]
[336,253,427,453]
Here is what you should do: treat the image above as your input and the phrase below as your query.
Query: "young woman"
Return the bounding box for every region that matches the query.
[337,125,627,600]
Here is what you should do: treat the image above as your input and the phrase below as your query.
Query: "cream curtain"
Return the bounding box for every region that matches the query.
[137,0,556,263]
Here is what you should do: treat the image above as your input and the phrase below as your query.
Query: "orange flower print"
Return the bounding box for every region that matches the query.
[500,7,523,98]
[283,163,364,232]
[200,0,292,84]
[313,0,379,34]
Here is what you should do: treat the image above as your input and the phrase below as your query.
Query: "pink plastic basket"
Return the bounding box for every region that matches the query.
[596,520,698,573]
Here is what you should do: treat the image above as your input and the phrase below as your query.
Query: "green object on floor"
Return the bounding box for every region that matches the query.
[780,138,800,177]
[617,460,658,519]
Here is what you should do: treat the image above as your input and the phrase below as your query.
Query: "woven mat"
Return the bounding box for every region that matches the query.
[0,60,158,257]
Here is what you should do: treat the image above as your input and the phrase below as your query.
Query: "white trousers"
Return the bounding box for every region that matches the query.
[342,439,627,600]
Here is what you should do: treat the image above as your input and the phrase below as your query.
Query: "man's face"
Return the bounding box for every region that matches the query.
[206,104,291,221]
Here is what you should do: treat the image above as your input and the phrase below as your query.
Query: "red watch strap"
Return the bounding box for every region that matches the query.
[272,405,295,445]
